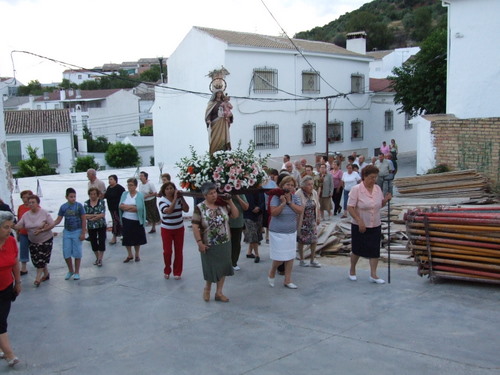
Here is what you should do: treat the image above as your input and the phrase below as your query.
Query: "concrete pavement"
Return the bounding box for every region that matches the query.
[8,222,500,375]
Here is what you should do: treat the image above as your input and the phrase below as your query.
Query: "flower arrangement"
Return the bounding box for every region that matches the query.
[176,142,269,193]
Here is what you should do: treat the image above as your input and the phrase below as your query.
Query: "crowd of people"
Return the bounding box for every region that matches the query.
[0,142,397,366]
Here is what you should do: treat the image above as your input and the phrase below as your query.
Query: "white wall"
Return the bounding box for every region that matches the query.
[370,47,420,79]
[154,27,397,167]
[446,0,500,118]
[87,90,140,142]
[63,71,104,85]
[370,92,417,156]
[414,115,435,175]
[6,133,75,174]
[0,99,13,205]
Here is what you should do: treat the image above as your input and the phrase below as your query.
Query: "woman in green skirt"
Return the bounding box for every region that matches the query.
[192,182,238,302]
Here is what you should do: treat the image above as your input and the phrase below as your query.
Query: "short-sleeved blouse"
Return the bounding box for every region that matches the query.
[347,182,384,228]
[192,203,230,246]
[331,169,343,188]
[17,208,54,243]
[84,199,107,229]
[269,194,301,233]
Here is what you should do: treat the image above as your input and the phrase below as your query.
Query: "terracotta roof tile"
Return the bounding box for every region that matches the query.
[369,78,395,92]
[4,109,71,134]
[195,27,367,58]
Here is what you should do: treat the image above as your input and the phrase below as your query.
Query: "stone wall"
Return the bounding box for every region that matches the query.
[431,117,500,190]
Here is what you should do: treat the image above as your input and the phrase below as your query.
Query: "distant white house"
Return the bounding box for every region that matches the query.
[33,89,140,146]
[0,77,23,99]
[4,109,75,174]
[0,99,12,204]
[443,0,500,118]
[153,27,416,167]
[367,47,420,79]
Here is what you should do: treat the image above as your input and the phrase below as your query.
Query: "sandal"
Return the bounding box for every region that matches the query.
[214,294,229,302]
[34,280,41,287]
[41,273,50,282]
[7,357,19,367]
[93,260,98,266]
[97,259,103,267]
[123,256,134,263]
[134,257,141,262]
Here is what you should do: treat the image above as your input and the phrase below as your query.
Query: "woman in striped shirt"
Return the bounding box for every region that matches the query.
[158,182,189,280]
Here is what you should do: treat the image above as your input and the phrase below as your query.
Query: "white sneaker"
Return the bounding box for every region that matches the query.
[268,277,275,287]
[299,260,309,267]
[310,261,321,268]
[233,266,241,271]
[284,283,298,289]
[348,273,357,281]
[369,276,385,284]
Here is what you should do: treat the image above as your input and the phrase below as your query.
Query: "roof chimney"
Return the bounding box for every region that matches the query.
[346,31,367,54]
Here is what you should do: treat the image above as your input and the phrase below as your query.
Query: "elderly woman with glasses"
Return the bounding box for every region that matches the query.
[192,182,238,303]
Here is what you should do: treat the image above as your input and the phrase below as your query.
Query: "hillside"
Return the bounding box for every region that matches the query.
[294,0,446,51]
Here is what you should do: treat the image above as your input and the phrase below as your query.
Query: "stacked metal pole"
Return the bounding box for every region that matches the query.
[406,206,500,284]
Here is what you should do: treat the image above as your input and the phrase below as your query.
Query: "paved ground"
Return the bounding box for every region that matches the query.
[9,227,500,375]
[7,151,500,374]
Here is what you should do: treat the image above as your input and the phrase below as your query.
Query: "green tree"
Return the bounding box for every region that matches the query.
[412,6,432,41]
[73,155,99,172]
[17,80,56,96]
[346,11,393,51]
[139,65,161,82]
[83,125,110,152]
[139,126,153,136]
[390,28,447,117]
[79,80,101,90]
[60,78,78,90]
[105,142,140,168]
[16,145,57,177]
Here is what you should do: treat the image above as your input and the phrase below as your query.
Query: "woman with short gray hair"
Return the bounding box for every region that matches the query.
[192,182,238,302]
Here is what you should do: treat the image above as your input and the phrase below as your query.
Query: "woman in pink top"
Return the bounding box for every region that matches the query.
[347,165,391,284]
[330,161,343,215]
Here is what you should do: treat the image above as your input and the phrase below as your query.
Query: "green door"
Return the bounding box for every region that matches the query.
[43,139,58,165]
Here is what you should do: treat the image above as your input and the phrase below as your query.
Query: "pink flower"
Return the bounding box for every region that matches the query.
[224,184,233,192]
[234,180,242,190]
[248,178,256,186]
[213,172,221,180]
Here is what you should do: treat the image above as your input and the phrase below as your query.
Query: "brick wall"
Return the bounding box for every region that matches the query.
[431,117,500,190]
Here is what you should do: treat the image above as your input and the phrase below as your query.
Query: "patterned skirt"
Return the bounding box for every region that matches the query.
[145,198,160,224]
[29,238,53,268]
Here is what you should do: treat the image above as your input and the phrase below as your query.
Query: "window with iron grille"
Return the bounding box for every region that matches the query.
[351,119,363,140]
[327,121,344,143]
[254,122,279,149]
[385,110,394,131]
[302,71,320,93]
[404,113,413,129]
[253,68,278,93]
[351,73,364,93]
[302,121,316,145]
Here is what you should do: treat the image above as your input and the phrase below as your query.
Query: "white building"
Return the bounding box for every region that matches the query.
[34,89,140,144]
[153,27,416,167]
[443,0,500,118]
[4,109,75,174]
[62,69,105,85]
[0,99,13,205]
[367,47,420,79]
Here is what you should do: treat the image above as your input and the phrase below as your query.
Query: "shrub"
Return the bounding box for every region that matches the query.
[15,145,57,177]
[73,155,99,172]
[105,142,140,168]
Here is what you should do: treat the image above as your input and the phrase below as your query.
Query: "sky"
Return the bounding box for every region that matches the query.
[0,0,371,85]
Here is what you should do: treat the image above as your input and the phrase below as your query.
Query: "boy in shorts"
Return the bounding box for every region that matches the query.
[52,188,86,280]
